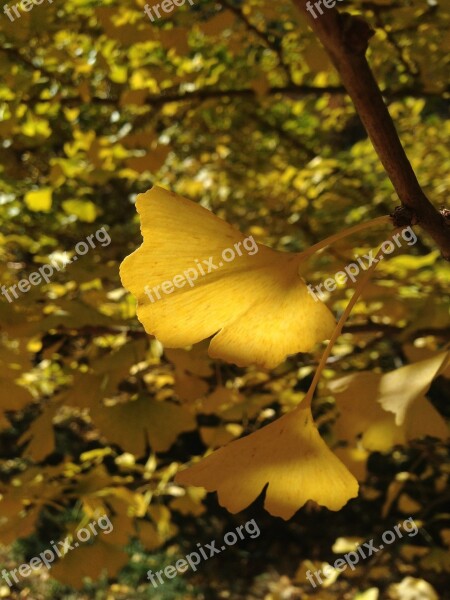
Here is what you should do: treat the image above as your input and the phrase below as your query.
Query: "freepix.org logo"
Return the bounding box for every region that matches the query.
[144,0,195,23]
[307,226,417,302]
[1,227,111,304]
[3,0,54,22]
[144,236,259,303]
[0,514,113,587]
[306,517,419,588]
[147,519,260,588]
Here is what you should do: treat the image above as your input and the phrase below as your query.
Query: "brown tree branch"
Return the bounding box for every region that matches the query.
[141,83,449,106]
[51,83,449,110]
[293,1,450,259]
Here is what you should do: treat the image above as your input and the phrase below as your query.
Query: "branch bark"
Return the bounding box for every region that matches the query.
[293,1,450,259]
[140,83,448,105]
[53,83,448,109]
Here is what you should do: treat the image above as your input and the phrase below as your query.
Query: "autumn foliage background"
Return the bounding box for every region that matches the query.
[0,0,449,598]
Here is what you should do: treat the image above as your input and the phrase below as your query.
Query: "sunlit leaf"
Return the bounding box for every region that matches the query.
[62,199,99,222]
[176,406,358,520]
[120,186,335,369]
[24,188,52,212]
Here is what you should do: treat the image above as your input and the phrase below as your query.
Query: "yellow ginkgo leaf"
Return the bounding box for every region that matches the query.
[378,351,449,425]
[62,199,99,222]
[200,423,243,448]
[201,386,243,415]
[333,445,369,482]
[49,539,128,588]
[120,186,336,368]
[175,406,358,520]
[330,357,449,451]
[331,372,405,451]
[165,345,212,403]
[24,188,52,212]
[138,520,165,550]
[170,486,207,517]
[90,394,196,455]
[18,401,58,461]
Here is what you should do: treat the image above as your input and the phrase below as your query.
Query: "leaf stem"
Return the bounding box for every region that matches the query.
[300,242,387,410]
[302,215,392,258]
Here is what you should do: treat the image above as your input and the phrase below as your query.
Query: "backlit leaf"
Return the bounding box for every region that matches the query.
[176,406,358,520]
[120,186,336,369]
